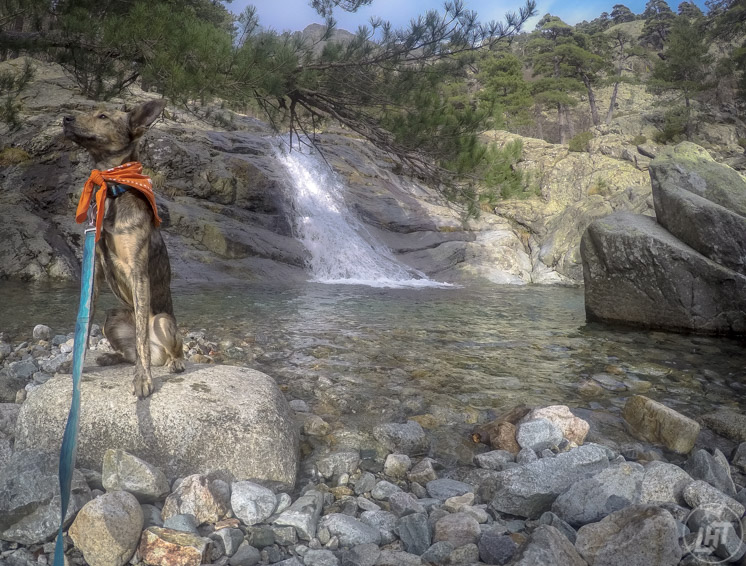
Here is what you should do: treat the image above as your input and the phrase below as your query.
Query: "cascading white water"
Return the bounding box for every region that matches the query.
[278,145,447,288]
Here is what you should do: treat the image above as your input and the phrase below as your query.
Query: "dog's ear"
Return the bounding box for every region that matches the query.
[129,99,167,138]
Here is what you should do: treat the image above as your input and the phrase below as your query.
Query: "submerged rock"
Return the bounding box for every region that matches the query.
[582,141,746,335]
[622,395,700,454]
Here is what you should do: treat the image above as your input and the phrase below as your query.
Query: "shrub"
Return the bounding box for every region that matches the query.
[569,131,594,152]
[653,106,690,144]
[631,134,647,146]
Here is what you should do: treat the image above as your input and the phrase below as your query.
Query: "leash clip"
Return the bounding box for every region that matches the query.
[86,195,97,227]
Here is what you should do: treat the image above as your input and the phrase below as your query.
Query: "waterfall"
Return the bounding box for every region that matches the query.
[278,145,447,288]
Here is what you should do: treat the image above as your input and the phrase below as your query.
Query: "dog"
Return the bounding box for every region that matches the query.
[63,99,185,398]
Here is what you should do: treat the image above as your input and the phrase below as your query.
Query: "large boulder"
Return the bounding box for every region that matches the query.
[649,142,746,274]
[13,362,299,488]
[581,212,746,333]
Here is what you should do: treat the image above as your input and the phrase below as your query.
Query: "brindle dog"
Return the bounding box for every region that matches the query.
[63,99,184,398]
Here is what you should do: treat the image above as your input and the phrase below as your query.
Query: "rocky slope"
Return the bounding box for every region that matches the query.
[0,57,741,286]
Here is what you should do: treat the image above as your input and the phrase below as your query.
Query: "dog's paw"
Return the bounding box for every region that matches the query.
[96,352,125,366]
[133,367,154,399]
[167,358,186,374]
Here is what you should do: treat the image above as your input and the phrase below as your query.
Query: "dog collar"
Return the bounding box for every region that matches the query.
[75,162,161,241]
[108,183,128,198]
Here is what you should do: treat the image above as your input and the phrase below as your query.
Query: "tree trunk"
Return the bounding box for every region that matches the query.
[605,81,620,125]
[558,102,569,144]
[583,74,600,126]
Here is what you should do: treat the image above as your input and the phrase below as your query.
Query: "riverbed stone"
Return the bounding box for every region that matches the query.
[538,511,577,543]
[407,457,438,484]
[640,461,694,505]
[622,395,700,454]
[13,364,299,487]
[317,451,360,479]
[0,402,20,436]
[682,480,745,518]
[370,480,402,500]
[526,405,590,445]
[210,527,245,556]
[432,512,481,547]
[396,512,431,555]
[318,513,382,547]
[138,526,212,566]
[490,444,610,519]
[231,481,277,525]
[32,324,51,341]
[68,491,143,566]
[420,541,454,564]
[516,418,564,452]
[388,491,426,516]
[359,510,397,545]
[425,478,475,500]
[163,513,199,534]
[273,490,324,541]
[304,549,339,566]
[339,543,380,566]
[683,448,736,496]
[474,450,515,471]
[551,462,644,527]
[101,449,170,503]
[230,541,261,566]
[575,505,682,566]
[161,474,231,526]
[478,530,517,565]
[701,410,746,443]
[354,472,376,495]
[374,550,422,566]
[372,420,429,455]
[511,525,586,566]
[0,449,92,544]
[383,453,411,478]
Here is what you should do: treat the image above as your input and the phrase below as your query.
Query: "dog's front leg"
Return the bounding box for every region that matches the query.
[132,249,154,398]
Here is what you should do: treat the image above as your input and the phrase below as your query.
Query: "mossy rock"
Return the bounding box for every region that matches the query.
[0,147,31,166]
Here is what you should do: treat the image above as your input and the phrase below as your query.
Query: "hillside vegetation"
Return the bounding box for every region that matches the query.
[1,0,745,213]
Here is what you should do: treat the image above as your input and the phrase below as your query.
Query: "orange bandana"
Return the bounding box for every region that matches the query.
[75,162,161,241]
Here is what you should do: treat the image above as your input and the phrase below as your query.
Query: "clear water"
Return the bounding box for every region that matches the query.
[278,146,448,288]
[2,281,745,464]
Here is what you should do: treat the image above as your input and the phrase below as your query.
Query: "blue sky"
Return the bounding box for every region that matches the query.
[230,0,709,34]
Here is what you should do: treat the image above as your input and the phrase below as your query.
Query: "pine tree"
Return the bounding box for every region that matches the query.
[611,4,637,24]
[641,0,676,49]
[649,15,712,140]
[528,15,583,143]
[677,2,704,18]
[477,50,534,130]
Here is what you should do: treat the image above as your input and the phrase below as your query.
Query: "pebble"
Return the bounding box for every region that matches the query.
[382,454,411,478]
[425,478,474,500]
[515,418,564,451]
[432,512,481,547]
[5,324,746,566]
[231,481,278,525]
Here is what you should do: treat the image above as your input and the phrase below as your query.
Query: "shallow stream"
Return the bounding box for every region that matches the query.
[2,281,745,465]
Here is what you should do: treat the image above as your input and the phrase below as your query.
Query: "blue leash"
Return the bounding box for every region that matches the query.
[53,224,97,566]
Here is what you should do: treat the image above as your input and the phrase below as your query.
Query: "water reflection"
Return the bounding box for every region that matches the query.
[2,281,745,455]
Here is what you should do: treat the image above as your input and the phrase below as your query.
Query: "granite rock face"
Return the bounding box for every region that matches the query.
[582,142,746,335]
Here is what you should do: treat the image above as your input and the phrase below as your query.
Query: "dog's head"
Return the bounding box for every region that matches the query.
[63,99,166,167]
